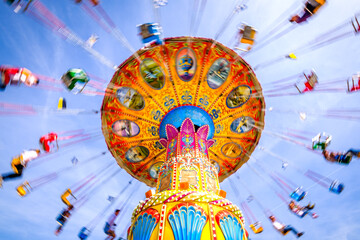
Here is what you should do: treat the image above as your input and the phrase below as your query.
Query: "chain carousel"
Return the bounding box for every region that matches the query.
[101,37,265,240]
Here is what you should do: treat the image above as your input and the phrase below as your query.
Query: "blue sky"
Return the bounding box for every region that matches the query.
[0,0,360,240]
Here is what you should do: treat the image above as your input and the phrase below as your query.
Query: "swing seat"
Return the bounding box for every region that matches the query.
[39,133,59,152]
[347,74,360,92]
[305,71,318,87]
[78,227,90,240]
[235,24,256,52]
[61,69,89,94]
[58,97,67,110]
[312,133,332,150]
[240,25,256,45]
[61,188,76,206]
[56,215,66,226]
[138,23,163,45]
[249,221,263,234]
[290,187,307,201]
[296,71,318,93]
[307,0,326,15]
[329,180,344,194]
[16,181,32,197]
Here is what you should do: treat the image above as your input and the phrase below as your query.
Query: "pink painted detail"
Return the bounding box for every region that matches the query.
[221,202,232,207]
[159,138,168,147]
[180,118,195,134]
[207,139,215,148]
[166,124,179,141]
[197,125,209,139]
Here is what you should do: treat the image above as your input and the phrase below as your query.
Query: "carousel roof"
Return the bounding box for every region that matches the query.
[101,37,265,187]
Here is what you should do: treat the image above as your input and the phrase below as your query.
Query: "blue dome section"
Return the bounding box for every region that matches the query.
[159,106,215,140]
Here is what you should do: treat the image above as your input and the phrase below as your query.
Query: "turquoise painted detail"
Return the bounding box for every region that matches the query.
[218,214,244,240]
[159,106,215,140]
[168,205,207,240]
[133,211,158,240]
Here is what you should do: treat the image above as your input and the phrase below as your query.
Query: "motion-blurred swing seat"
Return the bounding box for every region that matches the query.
[78,227,90,240]
[312,132,332,150]
[61,188,77,206]
[16,181,32,197]
[61,68,90,94]
[249,221,264,234]
[39,132,59,152]
[304,0,326,15]
[235,24,256,52]
[138,23,163,45]
[290,187,307,201]
[347,73,360,92]
[295,70,318,93]
[329,180,344,194]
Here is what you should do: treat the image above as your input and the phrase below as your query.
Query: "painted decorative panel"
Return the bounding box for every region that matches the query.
[140,58,165,90]
[207,58,231,89]
[125,146,150,163]
[216,210,245,240]
[112,119,140,137]
[133,208,160,240]
[226,85,251,109]
[116,87,145,110]
[167,203,207,240]
[176,48,197,81]
[230,116,255,134]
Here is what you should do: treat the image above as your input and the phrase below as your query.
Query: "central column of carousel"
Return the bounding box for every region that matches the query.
[129,118,248,240]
